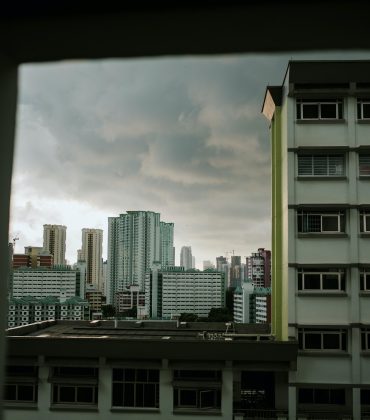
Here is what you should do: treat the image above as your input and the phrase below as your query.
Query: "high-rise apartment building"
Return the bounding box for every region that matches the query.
[160,222,175,267]
[81,228,103,291]
[245,247,271,288]
[262,61,370,419]
[145,266,225,319]
[203,260,215,270]
[43,224,66,265]
[230,255,242,288]
[233,282,271,324]
[107,211,161,304]
[216,256,227,271]
[180,246,192,270]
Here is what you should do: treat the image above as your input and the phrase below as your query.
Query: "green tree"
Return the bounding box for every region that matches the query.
[207,307,233,322]
[179,313,198,322]
[101,304,116,318]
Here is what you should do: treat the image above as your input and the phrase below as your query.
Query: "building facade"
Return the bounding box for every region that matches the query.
[107,211,161,303]
[230,255,242,289]
[262,60,370,419]
[180,246,193,270]
[42,224,66,265]
[160,222,175,267]
[81,228,103,291]
[4,320,297,420]
[233,283,271,324]
[245,247,271,288]
[7,296,90,327]
[12,266,81,301]
[146,266,226,319]
[114,284,145,315]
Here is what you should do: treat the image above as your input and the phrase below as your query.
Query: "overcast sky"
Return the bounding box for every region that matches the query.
[9,50,370,267]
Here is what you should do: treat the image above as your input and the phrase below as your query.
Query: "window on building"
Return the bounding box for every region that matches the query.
[296,99,343,120]
[357,99,370,120]
[298,268,345,292]
[360,270,370,291]
[361,389,370,405]
[112,368,159,408]
[173,370,221,412]
[361,329,370,351]
[50,366,98,406]
[298,388,345,405]
[359,154,370,176]
[298,328,347,351]
[360,211,370,233]
[298,155,345,177]
[297,211,345,233]
[4,365,38,404]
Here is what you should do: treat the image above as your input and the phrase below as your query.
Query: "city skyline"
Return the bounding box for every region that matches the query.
[9,51,370,266]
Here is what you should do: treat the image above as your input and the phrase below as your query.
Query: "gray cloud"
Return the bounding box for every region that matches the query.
[12,51,370,263]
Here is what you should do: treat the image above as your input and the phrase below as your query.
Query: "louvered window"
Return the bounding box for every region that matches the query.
[298,155,344,176]
[359,154,370,176]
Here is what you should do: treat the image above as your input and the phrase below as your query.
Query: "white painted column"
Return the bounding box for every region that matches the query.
[38,364,51,416]
[221,362,233,419]
[160,359,172,418]
[352,387,361,420]
[98,358,111,414]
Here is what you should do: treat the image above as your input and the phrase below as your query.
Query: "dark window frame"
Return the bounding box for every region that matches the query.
[4,365,38,404]
[357,99,370,120]
[297,154,345,177]
[298,387,346,405]
[298,328,347,352]
[297,211,345,234]
[296,99,343,120]
[111,368,159,409]
[298,268,345,292]
[360,270,370,291]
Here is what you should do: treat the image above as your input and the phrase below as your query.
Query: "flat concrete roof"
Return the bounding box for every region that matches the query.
[6,321,298,366]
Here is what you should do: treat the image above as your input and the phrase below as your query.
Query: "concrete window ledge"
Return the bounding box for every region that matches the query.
[360,292,370,297]
[360,233,370,238]
[295,119,346,124]
[298,351,351,358]
[296,292,348,297]
[111,407,160,413]
[173,409,222,416]
[296,176,347,181]
[50,405,98,411]
[4,403,38,410]
[297,233,348,238]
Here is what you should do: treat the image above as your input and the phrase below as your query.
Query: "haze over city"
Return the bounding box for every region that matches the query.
[9,50,370,266]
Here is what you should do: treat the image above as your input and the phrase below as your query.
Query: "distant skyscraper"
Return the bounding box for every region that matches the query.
[160,222,175,267]
[203,260,215,270]
[180,246,193,270]
[107,211,161,304]
[230,255,242,288]
[43,224,66,265]
[81,228,103,291]
[245,248,271,288]
[216,256,227,271]
[192,255,196,269]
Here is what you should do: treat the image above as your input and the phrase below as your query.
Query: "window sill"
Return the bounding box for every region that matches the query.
[297,233,348,238]
[111,407,160,413]
[50,404,98,411]
[359,176,370,180]
[360,233,370,238]
[173,409,222,416]
[296,176,347,181]
[4,402,38,409]
[357,119,370,124]
[298,351,350,357]
[360,292,370,297]
[296,119,346,124]
[296,292,348,297]
[361,351,370,357]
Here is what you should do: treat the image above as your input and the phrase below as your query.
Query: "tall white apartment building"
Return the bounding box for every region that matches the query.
[160,222,175,267]
[12,266,79,300]
[145,266,225,318]
[180,246,193,270]
[262,61,370,419]
[43,224,66,265]
[107,211,161,304]
[81,228,103,291]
